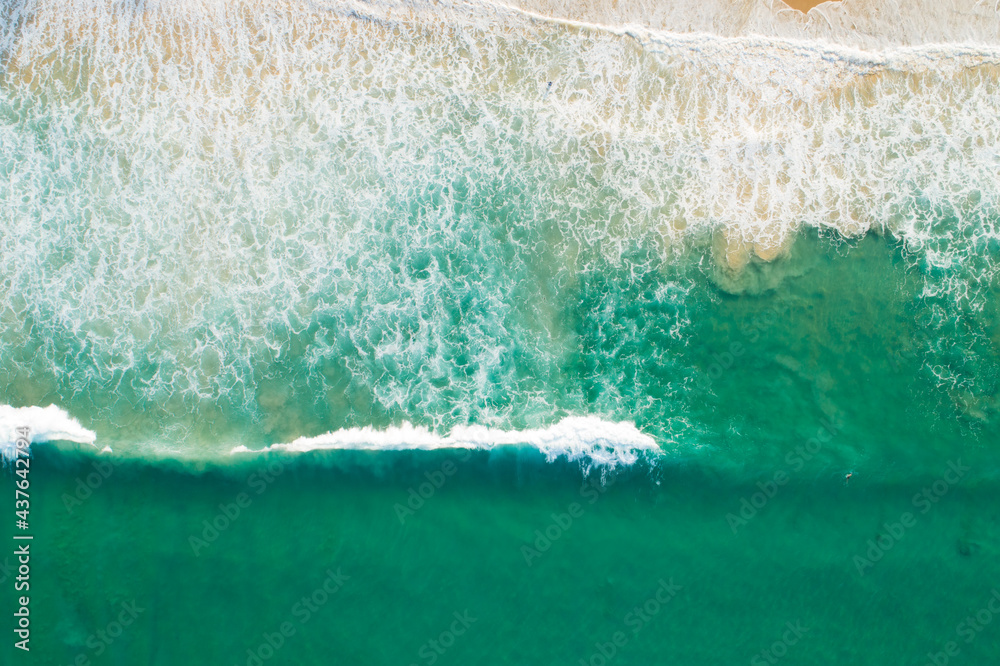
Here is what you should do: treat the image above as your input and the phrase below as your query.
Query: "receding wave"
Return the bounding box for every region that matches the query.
[491,0,1000,50]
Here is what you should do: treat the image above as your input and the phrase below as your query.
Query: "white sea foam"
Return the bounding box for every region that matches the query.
[0,404,97,461]
[488,0,1000,50]
[231,416,660,468]
[1,0,998,441]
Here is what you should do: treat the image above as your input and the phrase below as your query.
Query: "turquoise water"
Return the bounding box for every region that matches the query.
[7,447,1000,665]
[2,0,1000,663]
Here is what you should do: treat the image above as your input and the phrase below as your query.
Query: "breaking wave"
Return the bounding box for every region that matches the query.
[1,0,998,468]
[0,404,96,461]
[231,416,660,469]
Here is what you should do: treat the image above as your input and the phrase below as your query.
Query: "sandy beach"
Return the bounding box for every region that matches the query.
[784,0,837,10]
[497,0,998,50]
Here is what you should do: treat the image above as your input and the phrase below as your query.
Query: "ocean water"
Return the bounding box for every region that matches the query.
[2,0,1000,663]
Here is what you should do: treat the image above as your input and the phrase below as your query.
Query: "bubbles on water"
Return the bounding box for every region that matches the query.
[0,0,998,451]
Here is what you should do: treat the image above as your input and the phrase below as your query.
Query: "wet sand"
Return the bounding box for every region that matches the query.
[784,0,839,11]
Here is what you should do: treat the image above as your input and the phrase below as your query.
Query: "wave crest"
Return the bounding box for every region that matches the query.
[231,416,660,468]
[0,404,97,461]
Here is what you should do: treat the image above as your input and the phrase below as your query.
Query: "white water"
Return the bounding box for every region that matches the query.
[1,0,998,457]
[491,0,1000,50]
[0,404,97,461]
[232,416,660,468]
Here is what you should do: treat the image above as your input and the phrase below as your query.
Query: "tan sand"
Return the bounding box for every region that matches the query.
[783,0,840,12]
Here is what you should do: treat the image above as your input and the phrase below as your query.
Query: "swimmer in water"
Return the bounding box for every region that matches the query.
[845,472,853,485]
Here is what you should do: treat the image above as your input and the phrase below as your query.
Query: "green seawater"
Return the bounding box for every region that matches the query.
[3,1,1000,664]
[4,230,1000,665]
[6,446,1000,665]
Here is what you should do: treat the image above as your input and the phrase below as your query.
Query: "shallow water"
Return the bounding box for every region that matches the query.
[2,0,1000,663]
